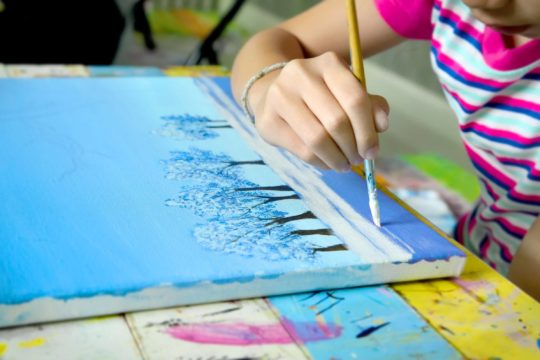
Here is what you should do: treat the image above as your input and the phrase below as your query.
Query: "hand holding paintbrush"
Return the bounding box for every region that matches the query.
[345,0,381,226]
[233,0,389,227]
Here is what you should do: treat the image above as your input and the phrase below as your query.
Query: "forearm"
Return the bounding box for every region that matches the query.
[508,216,540,301]
[231,28,304,111]
[231,0,403,110]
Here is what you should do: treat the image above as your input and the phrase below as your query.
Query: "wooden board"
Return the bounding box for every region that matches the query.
[394,256,540,359]
[0,316,141,359]
[127,299,307,359]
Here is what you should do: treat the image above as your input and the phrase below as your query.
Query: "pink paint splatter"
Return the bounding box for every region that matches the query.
[166,318,342,345]
[453,278,490,291]
[281,318,342,343]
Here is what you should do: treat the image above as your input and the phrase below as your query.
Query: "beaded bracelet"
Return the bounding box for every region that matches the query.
[240,61,289,123]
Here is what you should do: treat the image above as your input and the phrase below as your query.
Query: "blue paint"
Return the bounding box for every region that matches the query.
[320,171,465,263]
[0,78,362,307]
[356,321,389,338]
[269,286,461,359]
[204,77,465,264]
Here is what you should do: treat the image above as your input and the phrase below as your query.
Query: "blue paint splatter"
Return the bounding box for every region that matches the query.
[356,322,390,338]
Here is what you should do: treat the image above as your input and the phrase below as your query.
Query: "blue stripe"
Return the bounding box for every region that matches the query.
[478,235,489,253]
[431,47,501,92]
[485,102,540,120]
[438,15,482,51]
[470,157,509,190]
[523,73,540,81]
[491,218,526,240]
[462,128,540,149]
[445,89,475,114]
[498,159,540,181]
[499,245,513,262]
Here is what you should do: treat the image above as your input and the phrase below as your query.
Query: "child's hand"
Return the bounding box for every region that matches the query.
[252,52,390,171]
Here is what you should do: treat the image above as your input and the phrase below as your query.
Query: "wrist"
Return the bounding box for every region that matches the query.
[241,61,288,123]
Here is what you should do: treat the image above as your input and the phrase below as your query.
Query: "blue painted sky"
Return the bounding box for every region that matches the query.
[0,78,362,304]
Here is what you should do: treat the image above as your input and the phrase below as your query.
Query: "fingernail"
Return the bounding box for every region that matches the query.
[375,110,389,132]
[364,146,379,160]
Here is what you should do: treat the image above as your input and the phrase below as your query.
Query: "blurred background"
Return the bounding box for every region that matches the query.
[0,0,476,233]
[119,0,443,95]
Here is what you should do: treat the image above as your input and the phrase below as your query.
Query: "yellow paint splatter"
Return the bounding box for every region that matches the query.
[0,342,7,356]
[18,337,45,349]
[85,314,118,323]
[393,255,540,359]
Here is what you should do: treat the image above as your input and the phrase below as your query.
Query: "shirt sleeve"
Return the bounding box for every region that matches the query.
[374,0,435,40]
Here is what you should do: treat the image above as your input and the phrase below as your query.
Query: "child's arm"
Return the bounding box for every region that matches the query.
[231,0,404,171]
[508,217,540,301]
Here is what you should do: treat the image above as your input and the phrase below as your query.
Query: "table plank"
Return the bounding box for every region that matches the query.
[394,256,540,359]
[267,286,461,359]
[127,299,308,360]
[0,315,142,360]
[5,65,89,78]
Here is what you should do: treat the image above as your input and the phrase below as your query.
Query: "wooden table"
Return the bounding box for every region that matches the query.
[0,64,538,360]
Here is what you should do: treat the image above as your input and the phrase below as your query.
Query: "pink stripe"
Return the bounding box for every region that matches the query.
[438,6,483,41]
[480,178,500,201]
[460,122,540,147]
[479,236,491,259]
[478,218,516,262]
[433,40,511,89]
[479,212,527,238]
[508,188,540,203]
[455,213,467,244]
[464,143,516,188]
[467,144,540,204]
[490,202,509,214]
[442,85,479,112]
[445,85,540,120]
[497,155,540,178]
[488,236,515,262]
[468,210,477,235]
[491,96,540,114]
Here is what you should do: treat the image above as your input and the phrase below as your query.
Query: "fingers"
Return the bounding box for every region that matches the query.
[323,62,379,160]
[256,114,330,170]
[301,78,364,167]
[252,52,390,171]
[370,95,390,132]
[283,100,351,171]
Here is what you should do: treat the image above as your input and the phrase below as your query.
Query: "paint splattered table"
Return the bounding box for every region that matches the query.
[0,65,538,359]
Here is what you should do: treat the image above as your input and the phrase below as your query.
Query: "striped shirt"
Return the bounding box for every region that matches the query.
[375,0,540,274]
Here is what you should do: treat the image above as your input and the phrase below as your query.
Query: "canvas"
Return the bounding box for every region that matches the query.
[0,77,465,328]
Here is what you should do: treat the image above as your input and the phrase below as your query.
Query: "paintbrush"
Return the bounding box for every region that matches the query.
[345,0,381,227]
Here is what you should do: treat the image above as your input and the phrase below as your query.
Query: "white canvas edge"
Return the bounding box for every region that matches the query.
[0,256,465,328]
